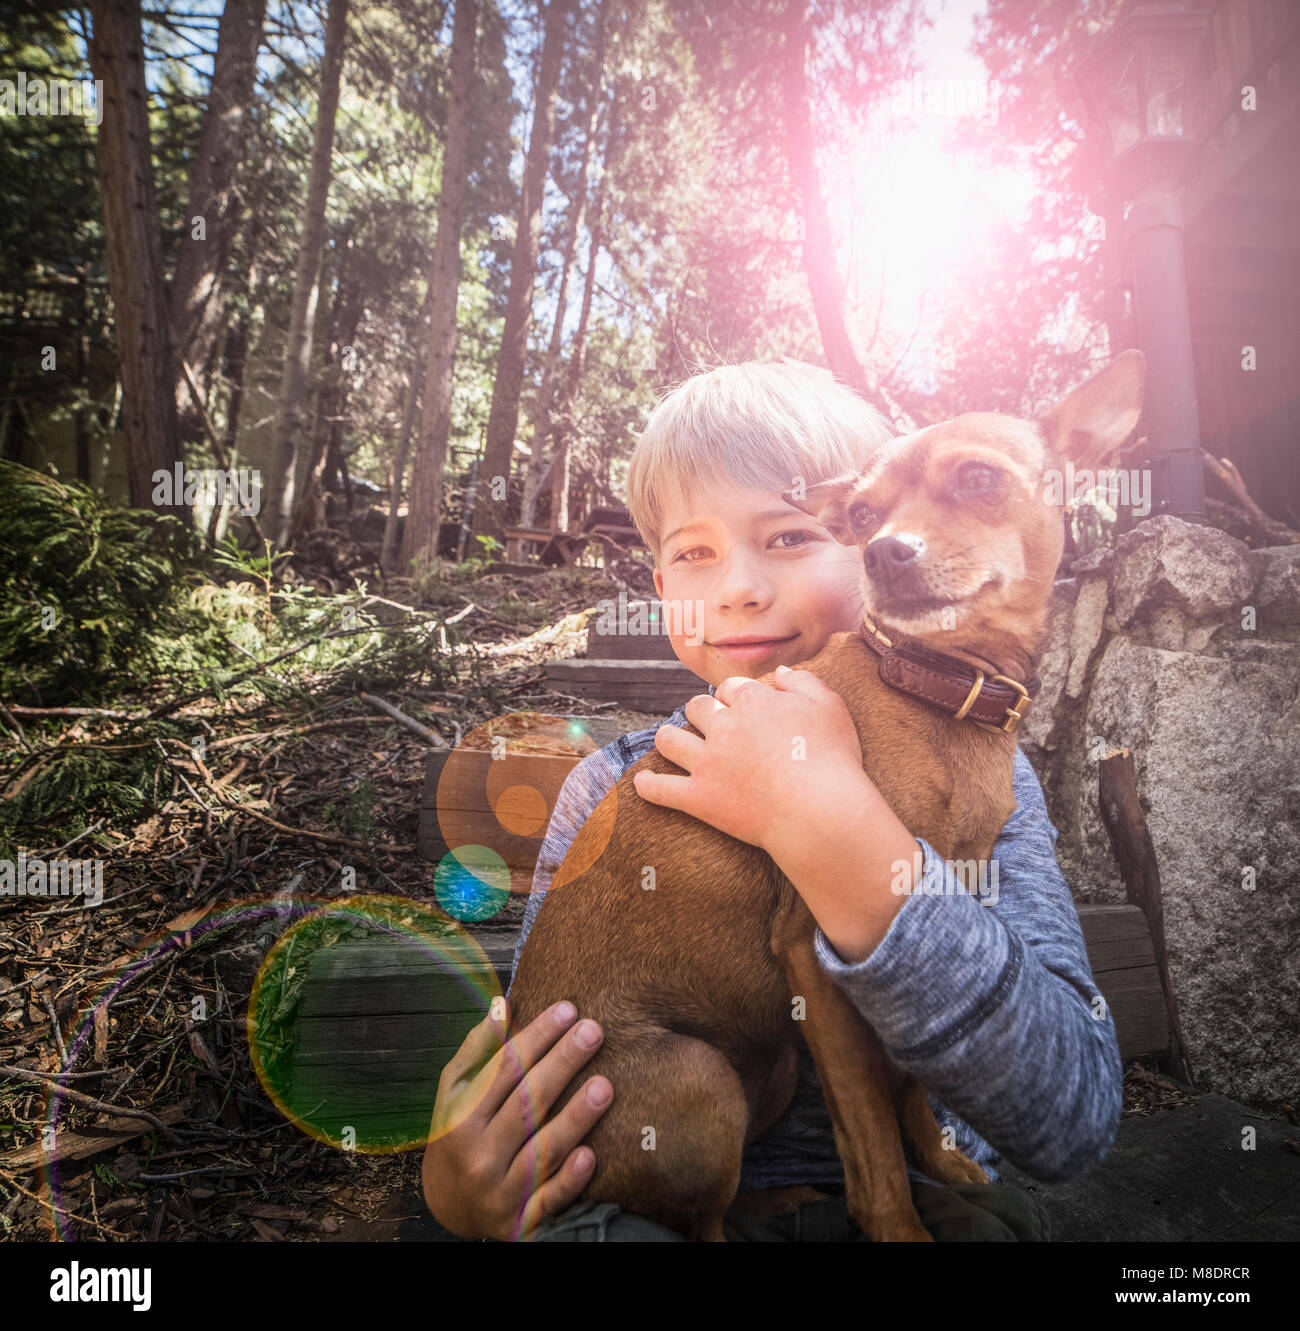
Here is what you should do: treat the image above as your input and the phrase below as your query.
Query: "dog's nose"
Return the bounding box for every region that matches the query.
[864,534,925,578]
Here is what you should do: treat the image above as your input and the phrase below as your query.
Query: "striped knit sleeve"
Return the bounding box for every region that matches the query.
[809,747,1123,1182]
[506,743,627,996]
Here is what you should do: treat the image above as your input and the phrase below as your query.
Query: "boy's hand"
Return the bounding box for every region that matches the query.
[421,998,612,1241]
[634,665,865,857]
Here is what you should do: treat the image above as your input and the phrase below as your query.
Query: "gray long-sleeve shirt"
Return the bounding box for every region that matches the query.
[507,686,1122,1193]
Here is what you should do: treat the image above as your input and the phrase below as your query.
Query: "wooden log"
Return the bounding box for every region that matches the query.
[1098,748,1194,1083]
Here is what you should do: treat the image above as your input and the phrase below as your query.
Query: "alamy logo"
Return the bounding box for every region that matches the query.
[0,72,103,125]
[593,591,705,645]
[1043,461,1151,517]
[0,855,103,906]
[152,463,262,516]
[891,850,1000,903]
[49,1262,151,1311]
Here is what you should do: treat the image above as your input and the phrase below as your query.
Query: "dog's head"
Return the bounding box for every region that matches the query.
[782,351,1145,660]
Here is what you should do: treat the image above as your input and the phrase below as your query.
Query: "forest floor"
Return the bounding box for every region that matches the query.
[0,551,663,1242]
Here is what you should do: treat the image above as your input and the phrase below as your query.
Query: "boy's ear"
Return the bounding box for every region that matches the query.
[780,471,862,545]
[1041,349,1145,472]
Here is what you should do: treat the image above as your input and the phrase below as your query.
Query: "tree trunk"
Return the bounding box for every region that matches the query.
[779,0,888,415]
[547,77,619,535]
[399,0,479,573]
[269,0,348,545]
[470,0,572,551]
[75,262,92,482]
[169,0,266,440]
[521,0,608,530]
[210,310,250,544]
[88,0,182,511]
[291,242,361,544]
[380,300,427,572]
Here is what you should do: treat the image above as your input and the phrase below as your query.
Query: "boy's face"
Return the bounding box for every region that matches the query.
[651,481,864,687]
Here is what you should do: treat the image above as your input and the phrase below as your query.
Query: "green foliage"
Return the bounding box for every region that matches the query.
[0,737,163,861]
[0,463,236,705]
[0,14,101,289]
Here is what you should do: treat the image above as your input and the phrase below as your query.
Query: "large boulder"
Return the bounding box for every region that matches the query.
[1023,522,1300,1106]
[1249,544,1300,631]
[1078,634,1300,1104]
[1107,515,1255,650]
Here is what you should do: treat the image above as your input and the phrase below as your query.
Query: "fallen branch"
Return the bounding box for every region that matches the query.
[0,700,31,750]
[189,762,412,854]
[357,691,447,746]
[0,1065,183,1144]
[133,624,388,725]
[207,716,397,750]
[1201,450,1300,545]
[0,1166,131,1239]
[0,704,148,720]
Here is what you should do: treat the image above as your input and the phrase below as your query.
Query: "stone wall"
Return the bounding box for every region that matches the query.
[1022,516,1299,1107]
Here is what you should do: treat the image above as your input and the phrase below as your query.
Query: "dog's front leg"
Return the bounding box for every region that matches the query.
[772,894,931,1243]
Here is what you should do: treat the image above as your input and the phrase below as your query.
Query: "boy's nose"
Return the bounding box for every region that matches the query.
[864,534,925,580]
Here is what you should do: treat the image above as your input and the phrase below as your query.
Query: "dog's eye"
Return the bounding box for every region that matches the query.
[847,502,876,532]
[953,463,1000,497]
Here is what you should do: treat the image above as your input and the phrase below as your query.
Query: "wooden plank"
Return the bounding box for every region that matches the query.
[1076,902,1159,970]
[292,1042,473,1070]
[302,935,514,977]
[544,658,705,710]
[546,660,702,682]
[417,718,631,862]
[1096,968,1171,1061]
[1073,904,1169,1058]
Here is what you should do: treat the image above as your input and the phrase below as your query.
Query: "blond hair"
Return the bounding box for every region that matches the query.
[625,360,894,565]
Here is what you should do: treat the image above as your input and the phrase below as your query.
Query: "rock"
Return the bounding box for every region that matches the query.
[1108,516,1254,648]
[1068,546,1114,578]
[1249,544,1300,629]
[1079,635,1300,1104]
[1022,579,1077,752]
[1066,576,1109,699]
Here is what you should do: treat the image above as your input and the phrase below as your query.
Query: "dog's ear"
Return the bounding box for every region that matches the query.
[780,472,861,544]
[1041,349,1145,472]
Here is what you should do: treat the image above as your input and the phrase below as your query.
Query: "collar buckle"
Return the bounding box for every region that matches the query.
[991,673,1032,733]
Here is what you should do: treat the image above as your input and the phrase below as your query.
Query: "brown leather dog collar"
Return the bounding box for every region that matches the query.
[857,613,1040,735]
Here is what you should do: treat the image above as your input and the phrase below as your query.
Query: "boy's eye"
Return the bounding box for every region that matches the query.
[953,463,1000,497]
[772,530,814,549]
[674,545,712,563]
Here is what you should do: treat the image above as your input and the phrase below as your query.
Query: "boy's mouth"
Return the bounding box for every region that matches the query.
[710,633,799,661]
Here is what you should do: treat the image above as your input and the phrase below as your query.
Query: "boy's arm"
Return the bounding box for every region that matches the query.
[809,748,1123,1183]
[507,744,625,996]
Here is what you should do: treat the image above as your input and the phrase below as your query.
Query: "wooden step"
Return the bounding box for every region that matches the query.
[1076,903,1170,1061]
[416,714,632,864]
[587,598,680,661]
[544,658,706,712]
[281,903,1171,1151]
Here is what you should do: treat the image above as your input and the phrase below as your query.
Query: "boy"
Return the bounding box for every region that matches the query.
[422,360,1121,1241]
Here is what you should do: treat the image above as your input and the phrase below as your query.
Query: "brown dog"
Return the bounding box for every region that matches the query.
[509,352,1145,1241]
